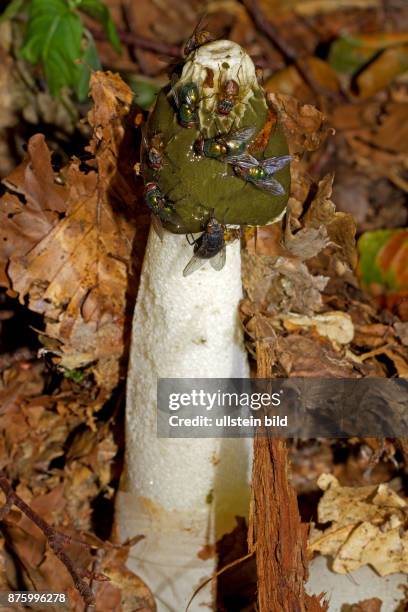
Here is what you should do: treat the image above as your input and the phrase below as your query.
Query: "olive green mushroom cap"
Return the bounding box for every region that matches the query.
[143,40,290,234]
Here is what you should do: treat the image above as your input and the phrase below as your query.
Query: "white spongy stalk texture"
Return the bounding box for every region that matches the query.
[118,229,250,611]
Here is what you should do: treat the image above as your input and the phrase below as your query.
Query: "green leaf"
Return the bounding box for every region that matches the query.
[63,368,85,383]
[328,36,377,75]
[75,30,101,102]
[78,0,121,54]
[20,0,84,97]
[358,228,408,290]
[126,75,160,110]
[0,0,27,22]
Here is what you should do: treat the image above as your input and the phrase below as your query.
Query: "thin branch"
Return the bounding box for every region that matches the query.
[240,0,342,102]
[0,474,109,608]
[90,27,182,59]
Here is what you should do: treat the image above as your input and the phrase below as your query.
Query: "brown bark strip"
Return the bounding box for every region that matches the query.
[248,326,328,612]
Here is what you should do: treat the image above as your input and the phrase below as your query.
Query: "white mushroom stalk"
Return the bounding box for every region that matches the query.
[117,231,250,610]
[116,39,291,611]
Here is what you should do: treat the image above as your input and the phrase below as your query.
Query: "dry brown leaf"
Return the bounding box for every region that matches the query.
[0,71,140,396]
[267,92,330,156]
[359,344,408,377]
[242,253,328,315]
[309,474,408,576]
[356,45,408,99]
[303,174,358,268]
[2,503,155,612]
[279,311,354,345]
[342,598,383,612]
[284,224,332,260]
[394,321,408,345]
[0,135,68,270]
[352,323,394,349]
[251,315,360,376]
[265,57,339,103]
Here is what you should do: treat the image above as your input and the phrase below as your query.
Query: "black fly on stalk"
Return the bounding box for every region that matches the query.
[183,210,241,277]
[183,210,226,276]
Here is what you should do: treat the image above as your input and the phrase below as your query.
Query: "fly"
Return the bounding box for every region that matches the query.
[184,15,214,56]
[183,211,226,276]
[194,126,256,161]
[144,182,184,240]
[141,126,166,173]
[170,76,200,128]
[217,78,240,116]
[229,153,292,195]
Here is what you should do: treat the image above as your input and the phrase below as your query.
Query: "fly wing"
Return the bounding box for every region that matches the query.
[258,177,286,195]
[229,127,257,146]
[261,154,292,175]
[228,153,259,169]
[183,253,207,277]
[169,73,180,107]
[165,210,188,233]
[151,214,164,241]
[140,124,148,170]
[210,246,226,271]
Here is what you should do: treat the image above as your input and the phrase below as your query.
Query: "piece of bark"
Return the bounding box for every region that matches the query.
[248,323,328,612]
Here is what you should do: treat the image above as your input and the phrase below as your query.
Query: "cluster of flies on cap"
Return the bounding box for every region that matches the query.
[142,22,291,277]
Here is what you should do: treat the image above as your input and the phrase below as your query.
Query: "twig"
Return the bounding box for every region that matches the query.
[90,27,182,59]
[85,549,104,612]
[0,474,109,608]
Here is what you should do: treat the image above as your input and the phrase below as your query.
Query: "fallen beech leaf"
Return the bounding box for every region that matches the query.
[291,0,380,17]
[394,321,408,345]
[242,254,328,315]
[0,71,140,395]
[356,44,408,99]
[279,311,355,345]
[360,344,408,377]
[309,474,408,576]
[2,500,155,612]
[304,174,357,268]
[0,135,68,276]
[284,224,331,260]
[285,174,357,267]
[265,57,339,101]
[368,103,408,155]
[329,32,408,76]
[352,323,393,348]
[343,598,382,612]
[267,92,330,155]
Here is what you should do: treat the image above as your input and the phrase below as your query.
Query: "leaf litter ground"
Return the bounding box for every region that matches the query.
[0,0,408,610]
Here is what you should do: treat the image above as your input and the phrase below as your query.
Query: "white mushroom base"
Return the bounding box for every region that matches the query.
[116,229,250,611]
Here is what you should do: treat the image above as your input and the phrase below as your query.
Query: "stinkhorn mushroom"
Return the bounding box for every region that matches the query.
[116,38,291,610]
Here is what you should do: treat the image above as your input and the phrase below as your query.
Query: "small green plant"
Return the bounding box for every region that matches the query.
[1,0,121,101]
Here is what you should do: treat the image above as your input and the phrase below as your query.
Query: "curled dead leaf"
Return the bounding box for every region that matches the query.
[0,71,142,398]
[267,92,330,156]
[309,474,408,576]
